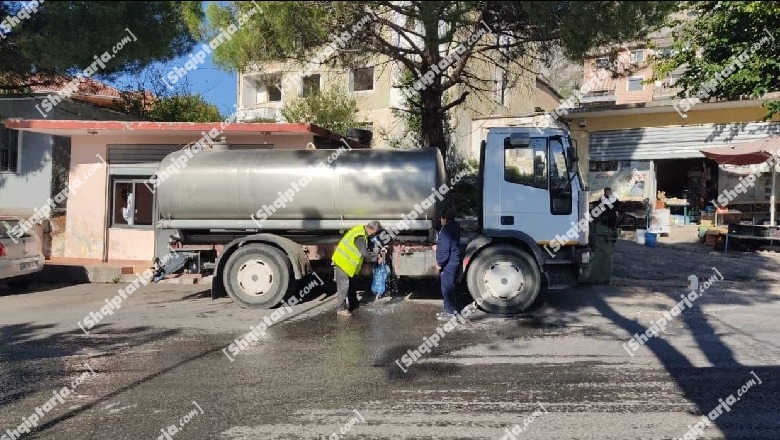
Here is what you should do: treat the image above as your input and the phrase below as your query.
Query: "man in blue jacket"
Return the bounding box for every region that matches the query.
[435,208,461,320]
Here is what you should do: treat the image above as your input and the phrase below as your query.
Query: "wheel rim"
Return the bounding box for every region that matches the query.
[482,260,524,301]
[236,259,275,296]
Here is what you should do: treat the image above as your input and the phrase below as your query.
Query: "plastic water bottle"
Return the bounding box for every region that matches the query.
[372,263,388,297]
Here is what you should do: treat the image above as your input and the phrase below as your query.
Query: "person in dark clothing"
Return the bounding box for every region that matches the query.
[435,208,461,320]
[601,187,621,228]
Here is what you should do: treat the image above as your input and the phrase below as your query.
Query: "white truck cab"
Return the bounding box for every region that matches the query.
[460,127,590,313]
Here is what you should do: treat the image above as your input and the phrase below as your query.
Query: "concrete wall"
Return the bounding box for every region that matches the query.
[64,134,109,260]
[0,96,133,215]
[60,132,316,262]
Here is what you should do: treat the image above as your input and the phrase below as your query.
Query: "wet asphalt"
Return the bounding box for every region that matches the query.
[1,240,780,439]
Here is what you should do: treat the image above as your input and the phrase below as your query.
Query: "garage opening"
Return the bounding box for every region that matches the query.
[653,158,719,224]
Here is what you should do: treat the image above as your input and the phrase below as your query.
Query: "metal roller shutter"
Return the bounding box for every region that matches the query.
[107,144,271,175]
[590,122,780,161]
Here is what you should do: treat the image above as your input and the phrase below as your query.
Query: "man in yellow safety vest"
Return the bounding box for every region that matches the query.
[332,220,382,317]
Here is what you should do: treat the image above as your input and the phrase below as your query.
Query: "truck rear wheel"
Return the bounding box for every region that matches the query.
[466,245,540,314]
[223,243,293,309]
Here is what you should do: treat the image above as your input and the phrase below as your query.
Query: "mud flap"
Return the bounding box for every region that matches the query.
[152,251,196,282]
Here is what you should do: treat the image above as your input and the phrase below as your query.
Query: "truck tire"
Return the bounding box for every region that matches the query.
[466,244,540,314]
[222,243,293,309]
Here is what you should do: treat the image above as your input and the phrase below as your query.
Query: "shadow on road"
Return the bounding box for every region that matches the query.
[545,239,780,439]
[0,322,181,410]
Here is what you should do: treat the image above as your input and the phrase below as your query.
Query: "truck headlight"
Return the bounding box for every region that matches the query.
[581,252,590,264]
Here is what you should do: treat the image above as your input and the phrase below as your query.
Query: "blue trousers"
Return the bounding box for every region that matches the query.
[440,265,458,314]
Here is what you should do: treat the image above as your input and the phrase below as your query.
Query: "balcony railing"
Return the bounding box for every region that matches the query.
[234,105,283,122]
[580,93,616,104]
[653,86,683,101]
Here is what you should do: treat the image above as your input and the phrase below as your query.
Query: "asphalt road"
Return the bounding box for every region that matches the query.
[1,240,779,439]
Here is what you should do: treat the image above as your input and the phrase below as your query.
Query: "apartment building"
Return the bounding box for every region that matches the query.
[566,17,780,224]
[579,26,685,106]
[235,55,561,157]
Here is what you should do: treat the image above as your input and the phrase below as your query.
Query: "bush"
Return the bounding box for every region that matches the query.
[281,84,361,136]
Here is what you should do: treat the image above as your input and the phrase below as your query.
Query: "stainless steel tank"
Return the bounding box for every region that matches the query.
[154,147,447,231]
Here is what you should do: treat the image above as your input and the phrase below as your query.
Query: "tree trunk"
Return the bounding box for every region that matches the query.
[419,88,448,166]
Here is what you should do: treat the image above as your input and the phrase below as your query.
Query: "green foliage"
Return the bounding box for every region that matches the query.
[0,1,199,88]
[653,1,780,119]
[386,68,423,149]
[114,66,223,123]
[443,155,479,217]
[280,85,360,135]
[151,95,223,122]
[117,91,223,122]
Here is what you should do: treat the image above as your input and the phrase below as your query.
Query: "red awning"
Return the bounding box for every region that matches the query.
[699,136,780,166]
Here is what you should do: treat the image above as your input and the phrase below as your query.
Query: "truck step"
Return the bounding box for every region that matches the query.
[547,284,572,290]
[544,259,575,265]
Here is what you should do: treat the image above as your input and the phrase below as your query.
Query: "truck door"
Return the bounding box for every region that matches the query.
[492,133,577,243]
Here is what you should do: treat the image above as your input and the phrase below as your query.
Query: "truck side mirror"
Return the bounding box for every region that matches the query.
[567,145,579,168]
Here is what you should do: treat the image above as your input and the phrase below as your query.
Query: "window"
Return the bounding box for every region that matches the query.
[595,57,610,69]
[302,74,321,97]
[267,83,282,102]
[627,77,644,92]
[0,125,20,173]
[667,74,682,87]
[590,161,619,172]
[112,180,154,228]
[658,47,677,59]
[351,67,374,92]
[504,137,547,190]
[549,139,572,215]
[630,50,645,63]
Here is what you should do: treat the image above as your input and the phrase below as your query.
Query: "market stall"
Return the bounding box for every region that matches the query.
[700,136,780,251]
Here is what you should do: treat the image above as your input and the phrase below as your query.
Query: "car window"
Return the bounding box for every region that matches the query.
[0,219,24,238]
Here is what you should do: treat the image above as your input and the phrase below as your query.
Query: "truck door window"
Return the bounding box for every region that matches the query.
[504,137,547,189]
[549,140,573,215]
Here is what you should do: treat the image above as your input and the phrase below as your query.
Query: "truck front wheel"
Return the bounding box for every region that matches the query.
[222,243,293,309]
[466,245,540,314]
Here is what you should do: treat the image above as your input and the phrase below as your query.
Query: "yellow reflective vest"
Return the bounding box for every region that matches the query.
[332,225,367,277]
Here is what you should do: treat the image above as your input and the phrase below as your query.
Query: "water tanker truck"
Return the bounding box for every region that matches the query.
[153,126,591,314]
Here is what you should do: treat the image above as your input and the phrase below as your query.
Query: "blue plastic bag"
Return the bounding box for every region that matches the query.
[372,262,389,297]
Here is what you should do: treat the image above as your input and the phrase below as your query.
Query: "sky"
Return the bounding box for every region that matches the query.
[108,49,238,118]
[107,2,238,117]
[166,53,237,116]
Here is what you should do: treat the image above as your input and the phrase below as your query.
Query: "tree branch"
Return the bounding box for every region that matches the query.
[440,90,469,114]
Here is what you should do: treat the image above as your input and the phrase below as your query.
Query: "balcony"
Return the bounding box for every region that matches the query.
[235,105,283,122]
[652,74,684,102]
[653,85,683,102]
[653,87,682,101]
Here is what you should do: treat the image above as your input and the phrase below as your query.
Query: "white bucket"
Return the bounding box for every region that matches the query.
[636,229,647,245]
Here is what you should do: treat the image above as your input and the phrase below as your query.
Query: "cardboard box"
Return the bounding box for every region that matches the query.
[705,231,725,247]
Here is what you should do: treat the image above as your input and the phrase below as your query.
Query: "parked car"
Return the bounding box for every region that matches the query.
[0,218,44,288]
